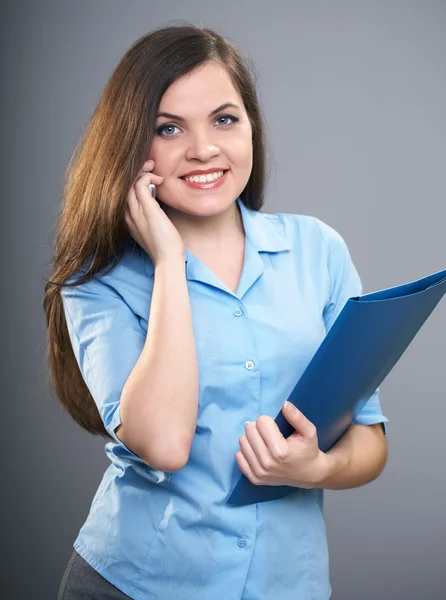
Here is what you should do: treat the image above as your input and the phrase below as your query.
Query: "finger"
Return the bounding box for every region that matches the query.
[128,173,158,218]
[137,159,154,178]
[124,208,139,242]
[283,402,317,441]
[127,185,141,221]
[135,170,164,186]
[124,207,135,229]
[239,430,265,477]
[235,450,258,484]
[255,416,288,462]
[243,421,272,470]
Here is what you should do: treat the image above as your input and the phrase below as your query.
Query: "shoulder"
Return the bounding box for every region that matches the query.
[62,242,152,312]
[101,242,152,289]
[258,208,348,256]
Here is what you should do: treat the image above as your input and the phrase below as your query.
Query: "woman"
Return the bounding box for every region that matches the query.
[45,23,389,600]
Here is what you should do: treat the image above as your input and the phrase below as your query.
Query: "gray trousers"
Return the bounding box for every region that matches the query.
[57,548,133,600]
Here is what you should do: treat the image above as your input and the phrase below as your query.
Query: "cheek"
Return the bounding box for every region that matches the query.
[245,142,254,167]
[230,133,253,162]
[232,142,253,175]
[148,141,183,177]
[147,137,167,160]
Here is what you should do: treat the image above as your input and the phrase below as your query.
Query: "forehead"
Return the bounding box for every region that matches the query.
[158,62,242,112]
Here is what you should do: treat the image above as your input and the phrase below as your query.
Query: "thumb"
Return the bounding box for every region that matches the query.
[282,401,314,438]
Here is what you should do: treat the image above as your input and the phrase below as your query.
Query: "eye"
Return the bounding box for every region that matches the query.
[155,114,239,137]
[156,124,180,137]
[216,114,239,126]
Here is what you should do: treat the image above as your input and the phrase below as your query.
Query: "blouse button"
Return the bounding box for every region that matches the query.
[233,308,243,317]
[245,361,255,370]
[238,539,247,548]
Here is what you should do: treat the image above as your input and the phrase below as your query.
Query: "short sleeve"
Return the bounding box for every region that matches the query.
[61,273,147,455]
[314,217,389,434]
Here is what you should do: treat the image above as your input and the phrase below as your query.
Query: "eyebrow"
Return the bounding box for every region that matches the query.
[156,102,240,122]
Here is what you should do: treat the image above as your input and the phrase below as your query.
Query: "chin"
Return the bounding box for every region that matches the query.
[159,191,238,215]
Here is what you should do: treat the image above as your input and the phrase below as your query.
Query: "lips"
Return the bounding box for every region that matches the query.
[180,169,229,190]
[180,169,229,180]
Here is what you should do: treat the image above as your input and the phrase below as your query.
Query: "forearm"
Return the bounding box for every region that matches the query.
[119,259,199,471]
[314,423,388,490]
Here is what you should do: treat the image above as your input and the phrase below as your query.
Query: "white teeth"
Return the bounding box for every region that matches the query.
[184,170,225,183]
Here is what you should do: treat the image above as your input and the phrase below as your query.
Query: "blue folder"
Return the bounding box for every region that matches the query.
[227,267,446,506]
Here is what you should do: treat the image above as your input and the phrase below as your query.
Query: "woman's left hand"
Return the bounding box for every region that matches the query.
[235,401,330,489]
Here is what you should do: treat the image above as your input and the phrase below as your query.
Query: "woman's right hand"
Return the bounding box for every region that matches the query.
[125,159,186,266]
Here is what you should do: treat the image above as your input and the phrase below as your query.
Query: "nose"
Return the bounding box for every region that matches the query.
[185,130,220,162]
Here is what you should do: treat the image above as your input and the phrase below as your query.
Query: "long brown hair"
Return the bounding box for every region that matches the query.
[43,22,271,441]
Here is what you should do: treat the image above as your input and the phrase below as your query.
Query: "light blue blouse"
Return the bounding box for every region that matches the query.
[61,197,388,600]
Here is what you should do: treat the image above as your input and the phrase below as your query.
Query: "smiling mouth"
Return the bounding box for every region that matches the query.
[180,169,229,182]
[179,169,230,190]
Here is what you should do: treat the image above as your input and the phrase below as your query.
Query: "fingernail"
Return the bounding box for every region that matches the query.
[284,401,294,412]
[244,420,251,426]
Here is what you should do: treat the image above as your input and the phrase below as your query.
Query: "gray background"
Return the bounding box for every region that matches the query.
[3,1,445,598]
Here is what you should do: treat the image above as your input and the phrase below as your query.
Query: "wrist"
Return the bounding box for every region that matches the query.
[153,258,187,279]
[290,452,333,490]
[313,452,334,487]
[312,449,349,488]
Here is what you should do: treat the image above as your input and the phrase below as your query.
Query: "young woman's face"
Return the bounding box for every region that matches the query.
[147,60,253,217]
